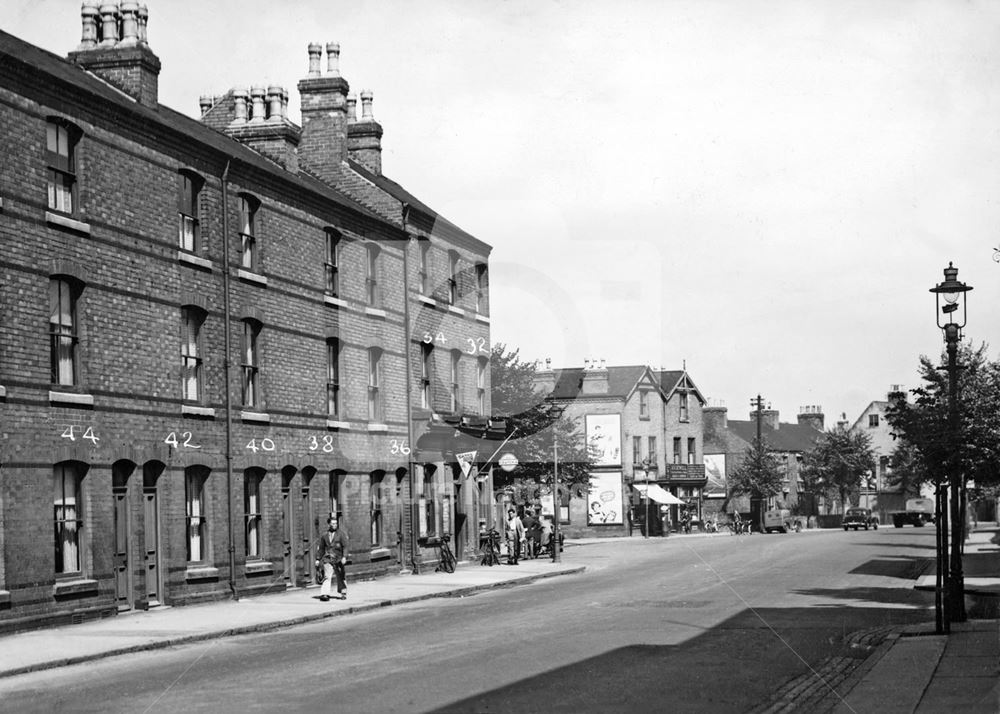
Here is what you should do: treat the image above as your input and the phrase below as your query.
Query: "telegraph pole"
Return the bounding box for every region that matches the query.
[751,395,766,532]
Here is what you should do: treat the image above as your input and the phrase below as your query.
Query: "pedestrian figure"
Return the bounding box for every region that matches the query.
[315,514,349,601]
[523,507,541,559]
[505,507,525,565]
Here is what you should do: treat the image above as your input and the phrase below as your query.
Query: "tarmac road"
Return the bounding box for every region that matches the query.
[0,528,937,713]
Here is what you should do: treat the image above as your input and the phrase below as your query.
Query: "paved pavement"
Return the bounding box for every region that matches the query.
[0,529,996,714]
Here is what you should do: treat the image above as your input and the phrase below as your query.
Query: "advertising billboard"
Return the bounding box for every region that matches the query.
[587,471,623,525]
[586,414,621,467]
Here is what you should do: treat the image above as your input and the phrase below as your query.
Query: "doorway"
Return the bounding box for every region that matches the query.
[142,462,164,606]
[281,468,296,588]
[300,468,315,586]
[112,461,135,612]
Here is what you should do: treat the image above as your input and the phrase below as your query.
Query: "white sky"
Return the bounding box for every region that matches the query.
[8,0,1000,425]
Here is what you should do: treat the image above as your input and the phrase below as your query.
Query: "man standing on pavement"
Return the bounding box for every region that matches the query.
[505,507,525,565]
[315,514,349,601]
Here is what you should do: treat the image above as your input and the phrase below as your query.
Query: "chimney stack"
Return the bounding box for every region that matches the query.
[702,405,728,438]
[223,82,301,171]
[68,1,161,108]
[298,41,351,183]
[532,358,556,395]
[581,359,609,395]
[797,405,825,432]
[348,89,384,174]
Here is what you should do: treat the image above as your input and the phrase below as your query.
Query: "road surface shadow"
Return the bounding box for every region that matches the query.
[848,556,933,579]
[429,604,930,714]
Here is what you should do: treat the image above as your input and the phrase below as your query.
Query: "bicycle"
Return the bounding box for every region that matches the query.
[435,533,457,573]
[480,529,501,567]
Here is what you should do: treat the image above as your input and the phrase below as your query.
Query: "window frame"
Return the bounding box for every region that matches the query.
[477,357,488,415]
[638,390,649,419]
[54,462,85,575]
[46,119,79,215]
[679,392,690,422]
[869,414,880,428]
[325,229,340,298]
[447,250,459,305]
[178,171,202,253]
[632,436,642,466]
[475,263,487,314]
[329,470,344,520]
[418,241,430,296]
[648,436,657,466]
[368,347,383,422]
[687,437,696,465]
[244,469,264,559]
[366,244,380,306]
[420,343,434,410]
[185,467,209,563]
[327,338,341,418]
[49,277,80,387]
[181,306,205,402]
[241,319,262,408]
[370,471,384,546]
[239,194,260,272]
[449,350,461,413]
[673,437,681,465]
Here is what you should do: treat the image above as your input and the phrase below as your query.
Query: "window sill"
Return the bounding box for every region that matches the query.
[324,295,349,309]
[0,590,8,605]
[418,295,437,307]
[447,305,465,317]
[185,566,219,582]
[639,415,650,421]
[370,547,392,561]
[45,211,91,235]
[474,313,490,324]
[0,197,4,211]
[241,410,271,424]
[326,419,350,430]
[0,385,5,399]
[53,578,98,597]
[244,560,273,575]
[364,307,387,319]
[182,404,216,418]
[367,423,389,433]
[49,390,94,407]
[178,251,214,270]
[237,269,268,286]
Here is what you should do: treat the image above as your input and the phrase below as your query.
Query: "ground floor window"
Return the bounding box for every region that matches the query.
[54,462,85,574]
[186,466,209,562]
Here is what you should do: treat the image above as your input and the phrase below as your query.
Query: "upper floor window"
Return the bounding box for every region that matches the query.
[447,250,459,305]
[419,241,430,295]
[241,319,262,408]
[54,462,85,574]
[475,263,487,313]
[477,357,488,416]
[633,436,642,465]
[49,277,80,386]
[639,391,649,418]
[239,195,260,271]
[181,306,205,402]
[366,244,380,306]
[673,437,681,465]
[329,470,344,520]
[868,414,880,428]
[185,466,209,562]
[327,338,341,418]
[368,347,383,422]
[449,350,461,412]
[687,437,696,465]
[244,469,264,559]
[325,229,340,297]
[420,343,434,410]
[648,436,657,465]
[47,119,79,214]
[178,171,202,252]
[679,392,689,422]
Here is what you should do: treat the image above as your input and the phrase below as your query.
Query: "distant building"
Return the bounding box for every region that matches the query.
[848,386,912,522]
[702,404,825,519]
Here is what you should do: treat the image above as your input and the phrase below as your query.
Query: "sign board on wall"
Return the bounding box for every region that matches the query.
[704,453,726,496]
[586,414,621,467]
[587,471,623,525]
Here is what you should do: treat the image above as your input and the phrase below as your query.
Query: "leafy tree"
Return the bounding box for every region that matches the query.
[801,427,877,512]
[728,437,784,504]
[885,344,1000,494]
[884,439,929,499]
[489,344,592,504]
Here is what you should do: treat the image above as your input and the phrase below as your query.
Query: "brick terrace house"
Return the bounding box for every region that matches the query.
[532,361,706,538]
[0,4,492,631]
[702,405,825,521]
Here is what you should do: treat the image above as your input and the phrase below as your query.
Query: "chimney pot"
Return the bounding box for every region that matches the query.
[307,43,322,77]
[119,2,140,46]
[232,87,249,123]
[199,94,214,116]
[78,2,100,50]
[326,42,341,76]
[584,359,591,370]
[250,84,267,122]
[267,85,283,121]
[600,359,606,370]
[545,358,551,369]
[346,93,357,122]
[360,89,375,120]
[98,3,119,47]
[137,4,149,44]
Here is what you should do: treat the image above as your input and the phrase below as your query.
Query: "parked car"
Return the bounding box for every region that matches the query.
[763,509,799,533]
[842,507,879,531]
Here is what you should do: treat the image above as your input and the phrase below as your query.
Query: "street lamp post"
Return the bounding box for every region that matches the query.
[930,262,973,627]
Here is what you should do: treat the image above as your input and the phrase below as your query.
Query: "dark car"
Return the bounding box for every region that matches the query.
[842,507,879,531]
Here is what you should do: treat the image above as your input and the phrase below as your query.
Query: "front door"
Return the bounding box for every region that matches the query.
[112,481,132,611]
[143,486,161,605]
[300,482,313,585]
[282,475,294,588]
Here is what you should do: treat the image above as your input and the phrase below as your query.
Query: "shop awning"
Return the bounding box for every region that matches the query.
[634,484,685,505]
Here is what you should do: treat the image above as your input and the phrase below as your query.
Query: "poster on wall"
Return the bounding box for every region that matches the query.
[587,471,623,525]
[586,414,621,466]
[704,453,727,497]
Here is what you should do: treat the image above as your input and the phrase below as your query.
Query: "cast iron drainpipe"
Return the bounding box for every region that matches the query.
[401,203,419,574]
[221,160,239,600]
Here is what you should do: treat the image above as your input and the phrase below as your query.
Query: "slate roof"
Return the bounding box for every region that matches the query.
[725,419,822,453]
[547,365,651,401]
[0,30,395,227]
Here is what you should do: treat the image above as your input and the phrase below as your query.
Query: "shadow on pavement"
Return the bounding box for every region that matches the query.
[429,604,930,714]
[848,556,933,579]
